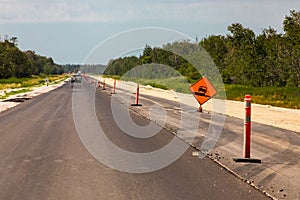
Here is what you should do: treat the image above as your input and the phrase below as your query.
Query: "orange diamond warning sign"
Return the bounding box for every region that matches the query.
[189,77,217,105]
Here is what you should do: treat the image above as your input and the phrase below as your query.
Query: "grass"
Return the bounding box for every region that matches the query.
[120,76,191,92]
[224,85,300,109]
[0,88,32,99]
[102,75,121,80]
[0,74,68,100]
[0,75,68,90]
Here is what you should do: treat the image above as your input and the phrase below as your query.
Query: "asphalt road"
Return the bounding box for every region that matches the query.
[0,80,268,200]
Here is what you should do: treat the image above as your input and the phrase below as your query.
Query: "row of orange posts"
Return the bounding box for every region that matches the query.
[96,77,260,163]
[97,79,141,106]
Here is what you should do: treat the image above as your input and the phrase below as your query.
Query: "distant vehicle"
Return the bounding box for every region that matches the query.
[72,74,82,83]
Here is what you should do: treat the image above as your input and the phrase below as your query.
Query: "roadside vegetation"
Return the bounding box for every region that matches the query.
[103,10,300,87]
[0,39,64,79]
[0,75,67,90]
[0,88,31,99]
[100,10,300,109]
[224,85,300,109]
[0,35,71,99]
[0,75,68,100]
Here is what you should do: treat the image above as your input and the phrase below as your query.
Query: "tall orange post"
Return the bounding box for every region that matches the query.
[135,84,139,105]
[244,94,251,158]
[233,94,261,163]
[102,79,106,90]
[131,84,142,106]
[111,79,116,94]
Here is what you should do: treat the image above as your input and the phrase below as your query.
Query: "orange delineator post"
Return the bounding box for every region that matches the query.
[135,84,139,105]
[102,79,106,90]
[112,79,116,94]
[131,84,142,106]
[233,94,261,163]
[244,94,251,158]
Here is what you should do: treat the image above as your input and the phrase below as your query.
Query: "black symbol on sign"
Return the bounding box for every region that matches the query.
[194,86,210,97]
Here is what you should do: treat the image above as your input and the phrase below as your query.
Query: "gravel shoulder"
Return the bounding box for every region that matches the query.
[93,76,300,133]
[0,79,68,113]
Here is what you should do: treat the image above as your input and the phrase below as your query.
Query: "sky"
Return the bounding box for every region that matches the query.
[0,0,300,64]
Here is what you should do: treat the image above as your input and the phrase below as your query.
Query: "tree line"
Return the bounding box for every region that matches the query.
[105,10,300,87]
[0,38,63,79]
[104,44,203,83]
[62,64,106,74]
[0,36,107,79]
[1,9,299,86]
[201,10,300,87]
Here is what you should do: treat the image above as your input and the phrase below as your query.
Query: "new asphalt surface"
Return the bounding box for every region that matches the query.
[0,79,270,200]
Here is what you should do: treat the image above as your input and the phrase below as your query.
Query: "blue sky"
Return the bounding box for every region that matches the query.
[0,0,299,64]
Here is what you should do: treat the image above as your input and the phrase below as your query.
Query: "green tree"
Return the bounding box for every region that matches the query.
[283,10,300,86]
[225,23,259,85]
[0,42,31,78]
[200,35,229,83]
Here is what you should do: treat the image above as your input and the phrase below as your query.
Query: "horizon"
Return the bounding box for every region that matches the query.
[0,0,299,64]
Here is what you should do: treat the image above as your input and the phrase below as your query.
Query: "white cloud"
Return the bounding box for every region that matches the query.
[0,1,99,23]
[0,0,299,28]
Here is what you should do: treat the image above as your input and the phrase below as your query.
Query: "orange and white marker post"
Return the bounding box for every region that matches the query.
[233,94,261,163]
[244,94,251,158]
[131,83,142,106]
[102,79,106,90]
[111,79,116,94]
